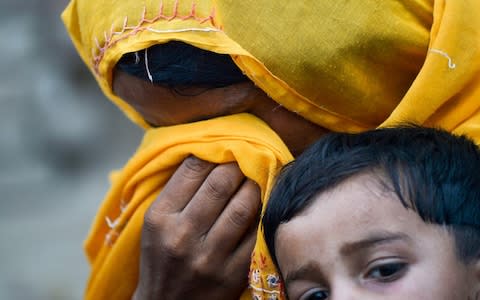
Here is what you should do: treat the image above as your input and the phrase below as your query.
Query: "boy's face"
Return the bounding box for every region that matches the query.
[275,173,479,300]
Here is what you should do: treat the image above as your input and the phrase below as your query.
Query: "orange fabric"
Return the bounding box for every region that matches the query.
[62,0,480,140]
[62,0,480,299]
[84,114,293,299]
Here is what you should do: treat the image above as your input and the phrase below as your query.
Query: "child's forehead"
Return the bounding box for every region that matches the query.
[275,173,459,268]
[279,173,423,242]
[302,173,397,214]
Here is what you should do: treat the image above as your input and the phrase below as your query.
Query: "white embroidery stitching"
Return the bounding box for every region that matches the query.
[145,27,220,34]
[429,48,456,69]
[249,285,281,295]
[105,216,120,229]
[91,0,218,74]
[144,48,154,83]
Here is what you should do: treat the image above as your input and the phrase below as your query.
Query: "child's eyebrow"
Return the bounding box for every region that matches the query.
[284,262,326,286]
[284,231,413,286]
[339,231,413,257]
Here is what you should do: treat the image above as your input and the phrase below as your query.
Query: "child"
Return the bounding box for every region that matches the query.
[263,126,480,299]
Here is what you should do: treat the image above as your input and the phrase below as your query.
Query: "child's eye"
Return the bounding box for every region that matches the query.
[299,288,329,300]
[365,261,408,282]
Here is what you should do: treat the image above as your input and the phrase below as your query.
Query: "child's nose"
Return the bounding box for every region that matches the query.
[329,279,365,300]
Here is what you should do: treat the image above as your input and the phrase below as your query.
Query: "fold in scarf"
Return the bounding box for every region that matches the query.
[62,0,480,299]
[84,114,293,299]
[63,0,480,141]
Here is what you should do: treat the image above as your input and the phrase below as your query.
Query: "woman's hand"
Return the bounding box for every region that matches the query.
[133,156,261,300]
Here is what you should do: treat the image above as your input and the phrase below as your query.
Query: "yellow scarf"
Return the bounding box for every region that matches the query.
[62,0,480,299]
[84,114,293,299]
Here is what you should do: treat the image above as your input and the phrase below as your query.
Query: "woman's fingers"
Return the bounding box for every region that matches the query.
[149,156,216,214]
[138,158,262,299]
[226,226,258,281]
[182,162,246,235]
[205,179,261,256]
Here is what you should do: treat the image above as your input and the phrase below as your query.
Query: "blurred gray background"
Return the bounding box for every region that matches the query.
[0,1,142,299]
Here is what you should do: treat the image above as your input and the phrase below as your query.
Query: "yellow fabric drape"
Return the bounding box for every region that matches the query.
[62,0,480,299]
[84,114,293,299]
[62,0,480,140]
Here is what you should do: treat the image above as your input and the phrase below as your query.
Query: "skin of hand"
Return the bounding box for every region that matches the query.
[113,70,329,299]
[132,157,261,300]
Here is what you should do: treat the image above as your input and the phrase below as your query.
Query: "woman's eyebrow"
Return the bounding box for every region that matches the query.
[339,231,413,257]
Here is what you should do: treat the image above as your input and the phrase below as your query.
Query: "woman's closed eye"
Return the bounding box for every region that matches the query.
[364,259,408,283]
[299,288,329,300]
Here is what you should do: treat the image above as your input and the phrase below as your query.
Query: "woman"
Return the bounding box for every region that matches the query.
[62,0,480,299]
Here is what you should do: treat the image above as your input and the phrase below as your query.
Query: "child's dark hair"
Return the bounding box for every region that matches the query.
[263,125,480,265]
